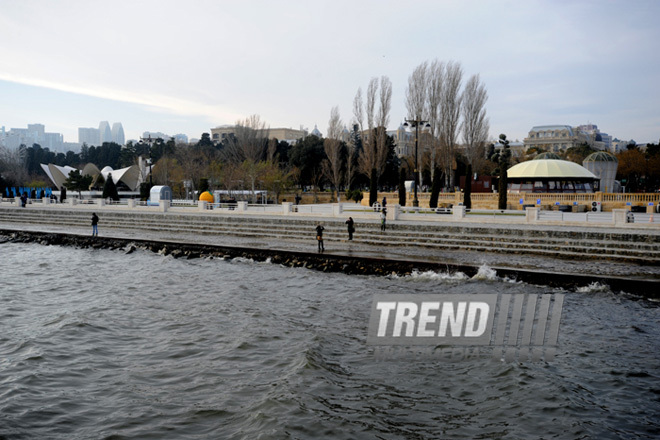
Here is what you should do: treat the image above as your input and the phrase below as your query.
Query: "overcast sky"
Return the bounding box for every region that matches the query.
[1,0,658,145]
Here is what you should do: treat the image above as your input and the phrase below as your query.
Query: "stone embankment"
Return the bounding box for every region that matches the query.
[3,229,659,298]
[1,206,660,264]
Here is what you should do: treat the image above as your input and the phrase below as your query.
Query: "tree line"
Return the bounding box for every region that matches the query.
[2,57,659,200]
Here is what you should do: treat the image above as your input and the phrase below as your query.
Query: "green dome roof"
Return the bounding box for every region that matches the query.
[583,151,618,163]
[533,152,562,160]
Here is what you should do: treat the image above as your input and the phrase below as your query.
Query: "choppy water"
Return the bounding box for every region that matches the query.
[0,242,658,439]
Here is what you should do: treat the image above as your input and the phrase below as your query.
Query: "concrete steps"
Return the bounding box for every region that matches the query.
[1,207,659,263]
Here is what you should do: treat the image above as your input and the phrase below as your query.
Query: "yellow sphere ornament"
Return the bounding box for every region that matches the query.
[199,191,214,202]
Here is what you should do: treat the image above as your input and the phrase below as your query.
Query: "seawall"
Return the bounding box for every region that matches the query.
[2,229,659,299]
[1,205,660,264]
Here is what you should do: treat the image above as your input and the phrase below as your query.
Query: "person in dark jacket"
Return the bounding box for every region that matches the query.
[91,213,99,236]
[315,224,325,252]
[345,217,355,240]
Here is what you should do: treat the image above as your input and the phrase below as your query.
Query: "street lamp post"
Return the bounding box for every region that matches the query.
[404,118,429,207]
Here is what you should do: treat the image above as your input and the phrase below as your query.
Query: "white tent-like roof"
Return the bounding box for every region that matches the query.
[40,164,77,189]
[508,159,597,179]
[100,165,140,190]
[40,163,141,191]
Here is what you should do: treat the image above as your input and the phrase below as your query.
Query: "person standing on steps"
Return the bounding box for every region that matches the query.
[315,223,325,252]
[345,217,355,241]
[380,208,387,231]
[91,212,99,237]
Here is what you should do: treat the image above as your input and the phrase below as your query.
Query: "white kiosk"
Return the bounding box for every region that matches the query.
[148,185,172,206]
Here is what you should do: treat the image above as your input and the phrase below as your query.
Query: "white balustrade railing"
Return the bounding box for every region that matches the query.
[1,196,658,226]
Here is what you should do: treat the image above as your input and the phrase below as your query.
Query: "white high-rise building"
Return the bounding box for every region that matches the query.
[99,121,113,144]
[111,122,125,145]
[78,127,99,146]
[1,123,63,150]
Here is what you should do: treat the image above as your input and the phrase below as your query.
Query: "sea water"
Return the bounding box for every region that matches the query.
[0,242,658,439]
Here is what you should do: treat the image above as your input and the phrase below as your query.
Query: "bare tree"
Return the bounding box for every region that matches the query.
[0,145,29,186]
[461,74,490,173]
[175,143,209,197]
[352,87,364,134]
[406,61,430,185]
[344,124,358,190]
[358,78,379,176]
[222,114,270,164]
[426,60,445,180]
[406,61,428,121]
[348,88,364,190]
[438,61,463,188]
[375,76,392,174]
[323,106,344,202]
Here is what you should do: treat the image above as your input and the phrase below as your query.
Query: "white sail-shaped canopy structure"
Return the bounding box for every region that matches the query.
[40,164,77,189]
[41,163,141,191]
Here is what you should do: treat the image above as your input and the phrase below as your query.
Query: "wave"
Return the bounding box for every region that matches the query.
[471,264,498,281]
[576,282,612,293]
[391,269,469,282]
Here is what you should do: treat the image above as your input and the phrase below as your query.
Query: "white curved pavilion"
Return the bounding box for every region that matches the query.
[41,163,141,191]
[507,159,599,193]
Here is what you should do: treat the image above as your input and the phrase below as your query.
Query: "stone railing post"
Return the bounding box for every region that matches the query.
[127,199,136,209]
[237,201,248,212]
[525,207,539,223]
[389,204,400,221]
[14,197,22,208]
[453,205,466,220]
[160,200,170,212]
[332,203,342,216]
[198,200,207,211]
[98,199,106,207]
[612,209,627,225]
[282,202,292,215]
[69,198,77,206]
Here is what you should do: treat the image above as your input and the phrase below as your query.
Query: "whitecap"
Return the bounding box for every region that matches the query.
[576,282,611,293]
[471,264,498,281]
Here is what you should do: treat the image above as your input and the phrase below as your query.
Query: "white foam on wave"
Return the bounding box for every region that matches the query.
[391,269,469,282]
[576,282,611,293]
[471,264,498,281]
[231,257,255,264]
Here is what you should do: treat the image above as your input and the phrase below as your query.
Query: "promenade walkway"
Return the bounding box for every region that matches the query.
[2,204,660,283]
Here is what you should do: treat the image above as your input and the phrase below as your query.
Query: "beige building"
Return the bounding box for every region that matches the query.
[387,123,434,158]
[523,125,588,152]
[210,125,308,144]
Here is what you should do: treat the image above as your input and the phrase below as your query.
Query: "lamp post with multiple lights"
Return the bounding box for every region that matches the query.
[403,119,430,207]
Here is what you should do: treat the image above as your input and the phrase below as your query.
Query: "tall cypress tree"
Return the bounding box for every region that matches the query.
[429,166,442,209]
[398,167,406,206]
[497,134,511,210]
[369,168,378,207]
[102,173,120,201]
[464,163,473,210]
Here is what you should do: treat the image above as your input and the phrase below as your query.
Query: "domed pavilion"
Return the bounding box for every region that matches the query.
[507,159,599,193]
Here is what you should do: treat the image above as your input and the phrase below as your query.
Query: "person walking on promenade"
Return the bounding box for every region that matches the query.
[91,212,99,237]
[380,208,387,232]
[20,193,27,208]
[315,223,325,252]
[382,197,387,208]
[345,217,355,240]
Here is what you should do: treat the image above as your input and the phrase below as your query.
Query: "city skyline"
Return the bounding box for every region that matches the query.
[1,1,659,146]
